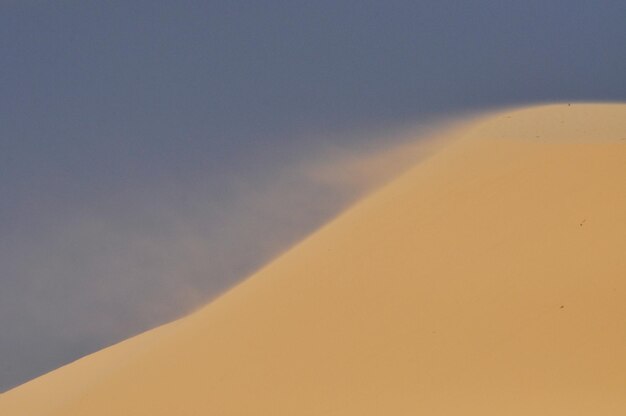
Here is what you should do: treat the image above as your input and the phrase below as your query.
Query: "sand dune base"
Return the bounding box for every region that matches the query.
[2,103,626,415]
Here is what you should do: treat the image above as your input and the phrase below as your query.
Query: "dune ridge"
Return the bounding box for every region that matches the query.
[2,103,625,415]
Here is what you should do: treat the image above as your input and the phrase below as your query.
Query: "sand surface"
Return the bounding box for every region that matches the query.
[2,103,625,415]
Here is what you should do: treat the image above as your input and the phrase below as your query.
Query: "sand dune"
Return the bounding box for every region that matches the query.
[2,103,625,415]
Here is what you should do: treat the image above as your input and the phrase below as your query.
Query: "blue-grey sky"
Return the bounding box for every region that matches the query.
[1,1,625,391]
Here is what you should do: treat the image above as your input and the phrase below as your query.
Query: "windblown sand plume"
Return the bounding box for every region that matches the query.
[2,103,625,415]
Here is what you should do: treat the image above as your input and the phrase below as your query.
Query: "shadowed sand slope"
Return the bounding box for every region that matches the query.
[2,103,626,415]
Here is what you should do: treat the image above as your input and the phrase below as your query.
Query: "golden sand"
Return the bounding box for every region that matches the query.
[2,103,625,415]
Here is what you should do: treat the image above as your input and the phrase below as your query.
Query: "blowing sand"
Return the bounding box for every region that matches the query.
[1,103,625,415]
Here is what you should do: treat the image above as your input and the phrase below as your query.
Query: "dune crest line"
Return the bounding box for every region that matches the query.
[2,103,626,415]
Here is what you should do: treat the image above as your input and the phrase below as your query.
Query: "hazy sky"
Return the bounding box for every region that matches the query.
[1,1,625,391]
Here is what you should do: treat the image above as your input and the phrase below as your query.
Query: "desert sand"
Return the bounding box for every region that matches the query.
[1,103,625,415]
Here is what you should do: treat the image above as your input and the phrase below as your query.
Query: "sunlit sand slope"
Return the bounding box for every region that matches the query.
[2,103,626,415]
